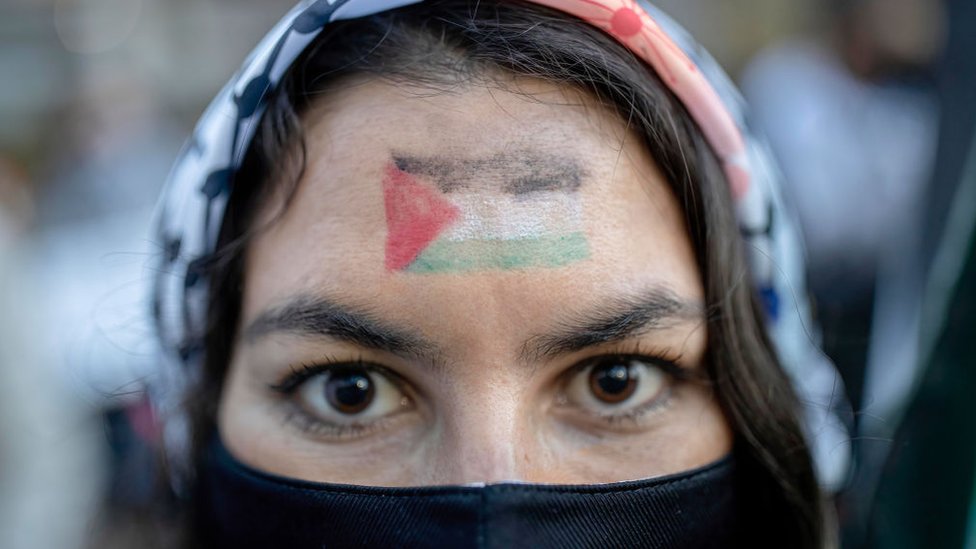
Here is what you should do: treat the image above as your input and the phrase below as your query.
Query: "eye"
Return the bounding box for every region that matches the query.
[563,355,670,417]
[290,365,411,426]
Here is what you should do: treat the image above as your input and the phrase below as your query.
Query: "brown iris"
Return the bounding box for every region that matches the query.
[588,361,638,404]
[325,370,376,414]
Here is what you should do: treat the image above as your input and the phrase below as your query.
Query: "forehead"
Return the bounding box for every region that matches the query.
[243,76,702,343]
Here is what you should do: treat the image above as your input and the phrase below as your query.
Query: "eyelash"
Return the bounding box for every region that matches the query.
[269,358,413,440]
[560,344,693,425]
[267,345,699,439]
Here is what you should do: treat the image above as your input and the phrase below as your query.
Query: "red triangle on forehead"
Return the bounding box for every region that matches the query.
[383,162,460,271]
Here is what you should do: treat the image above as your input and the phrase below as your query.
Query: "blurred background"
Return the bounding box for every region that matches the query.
[0,0,972,547]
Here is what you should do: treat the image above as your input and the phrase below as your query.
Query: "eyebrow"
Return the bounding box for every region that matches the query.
[519,288,704,362]
[242,295,440,365]
[243,288,703,368]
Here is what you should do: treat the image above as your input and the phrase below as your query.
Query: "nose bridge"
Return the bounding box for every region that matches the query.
[438,379,528,484]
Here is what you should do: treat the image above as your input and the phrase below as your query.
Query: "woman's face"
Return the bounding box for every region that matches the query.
[218,75,733,486]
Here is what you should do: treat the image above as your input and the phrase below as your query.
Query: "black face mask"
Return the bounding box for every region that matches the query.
[199,436,746,549]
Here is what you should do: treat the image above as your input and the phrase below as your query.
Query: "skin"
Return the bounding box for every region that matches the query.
[218,74,733,486]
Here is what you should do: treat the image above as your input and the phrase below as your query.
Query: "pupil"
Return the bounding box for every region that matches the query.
[326,370,375,414]
[590,362,637,404]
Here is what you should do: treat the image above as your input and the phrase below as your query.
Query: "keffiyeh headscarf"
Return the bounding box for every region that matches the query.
[152,0,851,490]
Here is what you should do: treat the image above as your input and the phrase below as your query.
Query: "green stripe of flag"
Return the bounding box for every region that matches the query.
[407,232,589,273]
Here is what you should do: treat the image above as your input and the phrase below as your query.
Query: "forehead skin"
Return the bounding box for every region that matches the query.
[221,75,728,485]
[247,77,703,323]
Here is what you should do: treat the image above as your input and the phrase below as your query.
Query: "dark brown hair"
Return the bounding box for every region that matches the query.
[181,1,825,546]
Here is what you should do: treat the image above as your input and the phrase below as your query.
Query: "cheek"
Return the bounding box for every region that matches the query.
[217,363,282,472]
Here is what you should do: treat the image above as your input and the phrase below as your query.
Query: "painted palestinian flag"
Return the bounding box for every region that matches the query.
[383,154,590,273]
